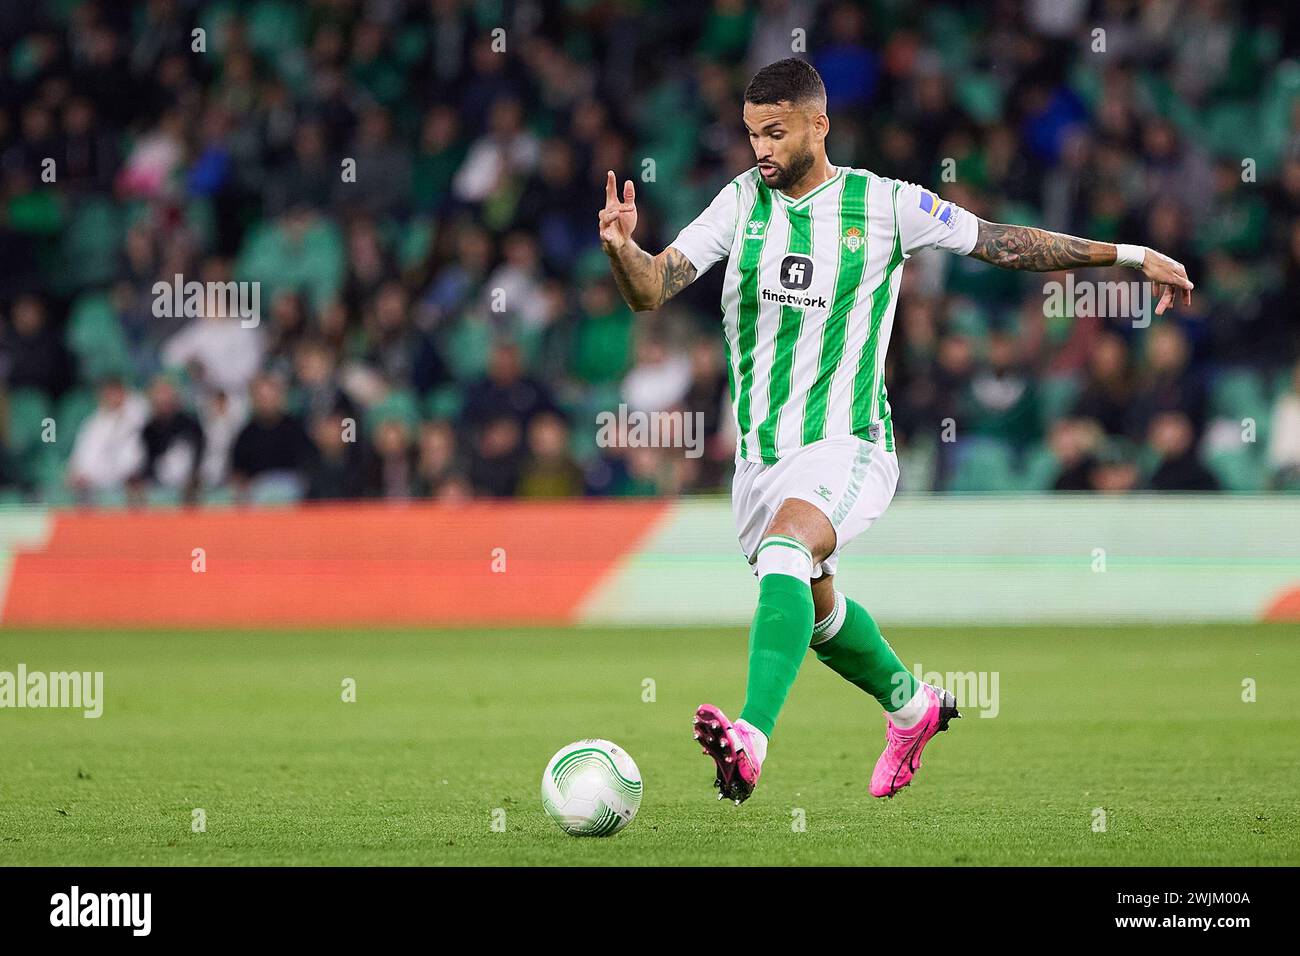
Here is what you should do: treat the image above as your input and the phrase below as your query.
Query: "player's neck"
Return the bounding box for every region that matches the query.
[778,156,836,201]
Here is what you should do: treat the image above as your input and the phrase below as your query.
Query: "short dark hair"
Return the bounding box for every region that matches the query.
[744,58,826,109]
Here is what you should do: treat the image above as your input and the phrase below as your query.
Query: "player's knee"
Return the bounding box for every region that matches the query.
[766,498,835,562]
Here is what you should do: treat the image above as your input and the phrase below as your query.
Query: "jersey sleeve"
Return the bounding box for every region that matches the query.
[894,180,979,256]
[668,182,739,276]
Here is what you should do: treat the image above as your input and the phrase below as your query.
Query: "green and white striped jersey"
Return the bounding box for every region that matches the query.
[670,165,978,464]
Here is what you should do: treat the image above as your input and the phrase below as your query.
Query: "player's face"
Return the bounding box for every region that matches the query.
[743,100,822,191]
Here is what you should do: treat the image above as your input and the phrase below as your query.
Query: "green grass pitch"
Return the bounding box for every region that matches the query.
[1,624,1297,866]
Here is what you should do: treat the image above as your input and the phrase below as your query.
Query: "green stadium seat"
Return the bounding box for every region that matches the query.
[1202,102,1258,160]
[1134,444,1162,485]
[443,315,493,382]
[146,486,183,508]
[31,443,66,490]
[1212,369,1272,442]
[185,197,217,250]
[1271,368,1296,400]
[55,388,98,458]
[38,482,75,508]
[6,190,63,237]
[247,0,306,58]
[1037,374,1080,429]
[6,388,52,457]
[399,217,436,268]
[1018,442,1060,491]
[202,485,235,507]
[92,486,129,509]
[424,385,463,421]
[1205,447,1265,492]
[235,218,345,311]
[954,72,1002,123]
[247,477,303,506]
[61,198,123,291]
[924,7,976,69]
[366,389,420,431]
[67,294,133,382]
[947,440,1016,493]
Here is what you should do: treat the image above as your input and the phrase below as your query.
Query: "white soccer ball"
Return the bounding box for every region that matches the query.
[540,739,643,837]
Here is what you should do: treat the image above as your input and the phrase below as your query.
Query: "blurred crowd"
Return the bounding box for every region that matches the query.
[1,0,1299,506]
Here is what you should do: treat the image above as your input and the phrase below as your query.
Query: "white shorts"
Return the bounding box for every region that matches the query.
[732,434,899,580]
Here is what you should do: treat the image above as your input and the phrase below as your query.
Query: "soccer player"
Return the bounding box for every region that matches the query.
[598,58,1193,803]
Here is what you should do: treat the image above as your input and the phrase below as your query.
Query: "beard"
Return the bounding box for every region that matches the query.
[761,143,816,191]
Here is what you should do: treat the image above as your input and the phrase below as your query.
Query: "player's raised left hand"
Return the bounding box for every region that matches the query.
[1141,248,1194,315]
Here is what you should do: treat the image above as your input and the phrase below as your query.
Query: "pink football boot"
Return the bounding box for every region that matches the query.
[693,704,762,804]
[869,684,960,798]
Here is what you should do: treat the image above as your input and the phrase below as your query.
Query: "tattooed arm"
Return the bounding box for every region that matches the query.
[968,220,1116,271]
[606,243,697,313]
[599,170,699,311]
[968,219,1195,315]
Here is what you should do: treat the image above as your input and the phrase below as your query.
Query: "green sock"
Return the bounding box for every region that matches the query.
[738,573,814,737]
[813,596,918,712]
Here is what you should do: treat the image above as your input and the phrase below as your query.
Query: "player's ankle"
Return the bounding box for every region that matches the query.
[735,718,769,764]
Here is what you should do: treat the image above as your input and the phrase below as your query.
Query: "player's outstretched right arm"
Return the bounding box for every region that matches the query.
[599,170,697,312]
[968,220,1195,315]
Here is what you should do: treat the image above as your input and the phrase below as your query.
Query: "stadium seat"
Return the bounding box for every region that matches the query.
[442,315,493,382]
[5,388,51,457]
[1212,369,1272,442]
[235,218,345,312]
[146,486,183,508]
[1271,367,1296,401]
[946,439,1017,493]
[925,7,976,70]
[399,217,436,269]
[1037,375,1080,431]
[5,388,52,486]
[1205,447,1265,492]
[247,0,306,59]
[247,473,304,505]
[60,198,123,291]
[1202,102,1259,161]
[1018,442,1060,491]
[54,388,98,458]
[92,486,129,509]
[365,390,420,431]
[424,385,463,422]
[202,484,235,507]
[953,72,1003,123]
[30,442,65,491]
[38,483,74,508]
[185,197,217,250]
[67,294,133,382]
